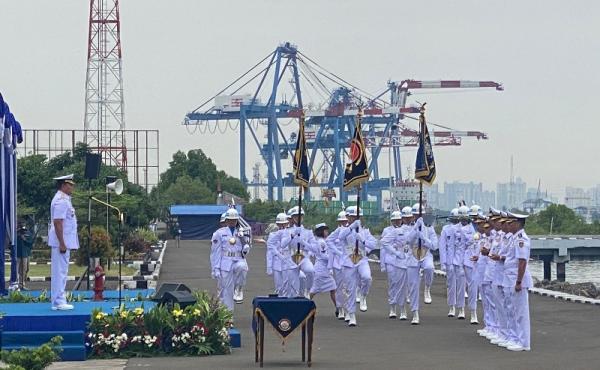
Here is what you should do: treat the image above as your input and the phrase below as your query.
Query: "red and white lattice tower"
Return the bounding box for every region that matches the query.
[84,0,127,169]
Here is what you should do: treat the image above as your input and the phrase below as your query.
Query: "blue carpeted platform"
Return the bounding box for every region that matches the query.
[0,301,156,361]
[2,289,155,301]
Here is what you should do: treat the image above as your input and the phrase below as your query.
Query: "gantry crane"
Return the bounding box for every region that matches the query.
[183,42,502,207]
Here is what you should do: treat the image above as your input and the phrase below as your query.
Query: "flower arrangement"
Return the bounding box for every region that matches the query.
[87,291,233,358]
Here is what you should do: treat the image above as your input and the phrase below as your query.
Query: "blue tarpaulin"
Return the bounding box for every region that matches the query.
[169,204,243,240]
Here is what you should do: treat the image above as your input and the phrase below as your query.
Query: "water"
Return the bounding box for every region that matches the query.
[528,259,600,285]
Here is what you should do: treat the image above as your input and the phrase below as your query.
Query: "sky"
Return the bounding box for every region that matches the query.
[1,0,599,200]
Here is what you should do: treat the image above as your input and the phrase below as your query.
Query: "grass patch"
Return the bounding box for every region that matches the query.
[6,263,138,277]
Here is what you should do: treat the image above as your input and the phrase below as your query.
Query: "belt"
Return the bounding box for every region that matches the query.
[225,251,242,257]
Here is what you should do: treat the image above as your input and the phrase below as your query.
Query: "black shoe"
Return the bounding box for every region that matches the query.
[335,308,339,317]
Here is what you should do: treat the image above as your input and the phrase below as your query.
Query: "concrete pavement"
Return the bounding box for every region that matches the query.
[124,240,600,370]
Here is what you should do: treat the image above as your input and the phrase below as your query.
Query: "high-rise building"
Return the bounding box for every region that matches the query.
[496,177,527,210]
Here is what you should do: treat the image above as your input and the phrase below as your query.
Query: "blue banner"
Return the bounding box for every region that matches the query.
[293,112,310,188]
[343,109,370,190]
[415,106,436,185]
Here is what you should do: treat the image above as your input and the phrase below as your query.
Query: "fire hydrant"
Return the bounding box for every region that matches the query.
[93,265,105,301]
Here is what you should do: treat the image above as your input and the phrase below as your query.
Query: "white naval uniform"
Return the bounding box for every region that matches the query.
[503,229,532,349]
[210,226,249,311]
[462,223,479,312]
[493,231,512,341]
[477,234,496,334]
[280,225,316,297]
[338,220,377,314]
[380,225,408,308]
[438,223,457,307]
[266,228,284,294]
[48,190,79,308]
[326,225,347,311]
[452,223,467,309]
[310,237,337,294]
[405,218,438,312]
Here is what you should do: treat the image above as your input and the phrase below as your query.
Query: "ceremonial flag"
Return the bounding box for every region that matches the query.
[415,105,436,185]
[293,112,310,188]
[343,109,370,190]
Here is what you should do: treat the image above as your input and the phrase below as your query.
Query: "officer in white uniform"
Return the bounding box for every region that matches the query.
[488,212,513,347]
[210,208,250,311]
[463,205,482,324]
[502,212,532,351]
[380,211,408,319]
[337,205,377,326]
[327,211,349,320]
[405,203,438,324]
[453,205,470,319]
[266,213,291,295]
[439,208,459,317]
[477,210,501,340]
[280,206,316,298]
[48,174,79,311]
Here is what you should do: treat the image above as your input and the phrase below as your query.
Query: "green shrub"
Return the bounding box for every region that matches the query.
[0,336,62,370]
[75,226,114,266]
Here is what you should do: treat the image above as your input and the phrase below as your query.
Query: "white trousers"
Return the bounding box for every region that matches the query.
[407,260,434,312]
[218,260,246,311]
[464,266,478,310]
[385,264,408,306]
[445,263,456,306]
[235,259,248,289]
[273,270,283,294]
[297,258,314,294]
[493,285,508,339]
[51,247,70,307]
[480,283,497,333]
[511,288,531,348]
[341,263,372,314]
[453,264,466,308]
[333,268,344,309]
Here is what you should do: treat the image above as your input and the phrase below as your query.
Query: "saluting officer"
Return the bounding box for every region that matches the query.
[48,174,79,311]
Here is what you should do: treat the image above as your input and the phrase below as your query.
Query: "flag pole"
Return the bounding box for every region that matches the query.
[354,186,361,260]
[297,185,303,255]
[417,104,425,256]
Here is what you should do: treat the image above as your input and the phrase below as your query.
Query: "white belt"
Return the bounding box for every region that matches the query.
[225,251,242,257]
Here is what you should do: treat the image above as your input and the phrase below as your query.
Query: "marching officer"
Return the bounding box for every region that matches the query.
[281,206,316,298]
[463,205,482,324]
[48,174,79,311]
[439,208,459,317]
[405,203,438,324]
[380,211,408,319]
[327,211,349,320]
[453,205,470,319]
[210,208,250,312]
[309,223,337,313]
[337,205,377,326]
[266,213,292,296]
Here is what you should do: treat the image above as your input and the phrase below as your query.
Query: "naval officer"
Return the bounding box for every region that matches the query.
[48,174,79,310]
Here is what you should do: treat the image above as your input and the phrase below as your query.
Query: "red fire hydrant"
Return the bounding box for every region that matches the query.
[93,265,105,301]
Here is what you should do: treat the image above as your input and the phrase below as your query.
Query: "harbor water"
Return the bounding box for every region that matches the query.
[528,258,600,285]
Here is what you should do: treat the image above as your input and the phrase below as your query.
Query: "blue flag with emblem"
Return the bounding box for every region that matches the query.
[293,111,310,188]
[343,108,370,190]
[415,104,436,185]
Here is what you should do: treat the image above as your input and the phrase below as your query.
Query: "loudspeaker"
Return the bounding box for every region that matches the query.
[84,153,102,180]
[160,291,197,309]
[152,282,192,301]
